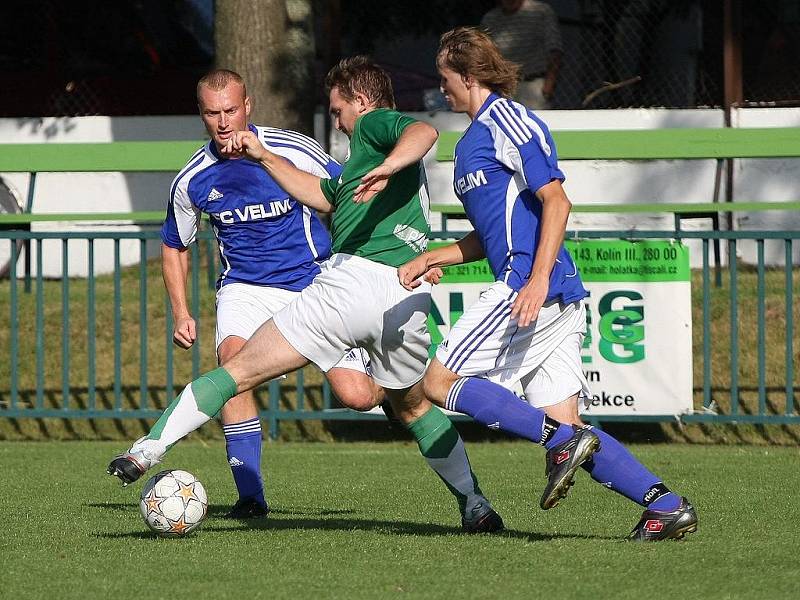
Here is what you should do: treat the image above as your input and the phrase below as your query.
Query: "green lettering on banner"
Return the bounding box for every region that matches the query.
[596,289,647,364]
[427,240,689,283]
[565,240,690,282]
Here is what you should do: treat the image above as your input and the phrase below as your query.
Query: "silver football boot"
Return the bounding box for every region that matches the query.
[628,497,698,541]
[540,426,601,510]
[106,436,166,486]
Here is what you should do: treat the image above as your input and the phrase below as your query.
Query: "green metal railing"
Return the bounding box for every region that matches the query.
[1,228,797,437]
[0,227,389,438]
[1,131,798,435]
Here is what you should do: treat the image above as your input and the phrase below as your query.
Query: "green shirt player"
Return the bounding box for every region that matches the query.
[107,57,504,534]
[321,107,430,266]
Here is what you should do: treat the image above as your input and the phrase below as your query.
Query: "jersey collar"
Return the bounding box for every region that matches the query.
[474,92,501,120]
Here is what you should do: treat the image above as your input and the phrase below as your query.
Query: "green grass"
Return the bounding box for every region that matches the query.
[1,441,798,599]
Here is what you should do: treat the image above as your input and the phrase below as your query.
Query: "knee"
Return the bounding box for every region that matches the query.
[217,335,246,365]
[340,391,380,412]
[542,394,584,426]
[422,370,454,407]
[421,374,438,404]
[336,382,384,412]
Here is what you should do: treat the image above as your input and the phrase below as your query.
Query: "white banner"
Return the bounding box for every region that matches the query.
[426,240,693,416]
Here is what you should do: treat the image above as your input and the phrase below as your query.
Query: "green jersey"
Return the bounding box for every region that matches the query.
[320,108,430,268]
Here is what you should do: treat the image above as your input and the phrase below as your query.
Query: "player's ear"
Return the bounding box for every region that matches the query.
[244,96,251,119]
[354,92,370,113]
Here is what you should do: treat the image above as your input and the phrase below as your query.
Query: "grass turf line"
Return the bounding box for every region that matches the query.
[1,441,798,600]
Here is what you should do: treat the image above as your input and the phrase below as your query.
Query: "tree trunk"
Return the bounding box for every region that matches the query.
[215,0,315,134]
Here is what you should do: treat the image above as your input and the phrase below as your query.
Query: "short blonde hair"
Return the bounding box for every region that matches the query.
[197,69,247,99]
[437,27,520,98]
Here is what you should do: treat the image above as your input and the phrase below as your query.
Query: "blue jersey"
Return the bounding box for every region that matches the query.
[453,94,587,303]
[161,125,342,291]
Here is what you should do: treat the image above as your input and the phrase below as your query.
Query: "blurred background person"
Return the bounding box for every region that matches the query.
[481,0,562,109]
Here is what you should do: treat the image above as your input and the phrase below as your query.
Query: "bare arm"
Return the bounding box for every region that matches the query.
[422,231,485,269]
[398,231,484,290]
[161,243,196,348]
[511,179,572,326]
[222,130,334,212]
[354,121,439,203]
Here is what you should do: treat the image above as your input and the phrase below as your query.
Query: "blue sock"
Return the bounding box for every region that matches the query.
[223,417,265,505]
[447,377,574,449]
[582,428,681,510]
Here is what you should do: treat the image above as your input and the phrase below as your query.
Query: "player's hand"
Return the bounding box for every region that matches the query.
[221,130,267,162]
[511,274,549,327]
[398,255,432,290]
[173,316,197,349]
[422,267,444,285]
[353,161,396,203]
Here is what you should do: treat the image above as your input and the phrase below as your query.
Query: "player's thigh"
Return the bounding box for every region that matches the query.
[488,296,587,397]
[225,319,309,391]
[326,351,382,411]
[271,258,375,373]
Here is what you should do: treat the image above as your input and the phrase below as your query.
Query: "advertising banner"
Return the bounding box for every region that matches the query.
[428,240,693,416]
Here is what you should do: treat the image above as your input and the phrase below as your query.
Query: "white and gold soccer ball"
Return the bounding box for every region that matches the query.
[139,470,208,537]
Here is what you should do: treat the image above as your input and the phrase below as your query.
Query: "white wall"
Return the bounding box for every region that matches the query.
[353,107,798,267]
[1,116,203,277]
[2,108,798,277]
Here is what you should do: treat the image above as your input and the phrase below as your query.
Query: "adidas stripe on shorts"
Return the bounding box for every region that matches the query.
[436,280,591,408]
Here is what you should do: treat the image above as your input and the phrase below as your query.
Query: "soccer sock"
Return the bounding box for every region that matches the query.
[146,367,238,448]
[447,377,574,449]
[407,405,484,516]
[223,417,266,505]
[581,428,681,510]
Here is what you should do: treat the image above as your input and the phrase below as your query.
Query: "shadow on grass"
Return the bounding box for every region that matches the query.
[89,503,617,542]
[86,502,356,518]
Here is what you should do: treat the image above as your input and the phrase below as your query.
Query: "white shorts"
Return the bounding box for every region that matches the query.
[436,280,590,408]
[272,253,431,390]
[215,282,369,374]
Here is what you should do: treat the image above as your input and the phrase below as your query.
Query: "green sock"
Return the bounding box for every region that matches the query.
[407,405,484,515]
[148,367,238,446]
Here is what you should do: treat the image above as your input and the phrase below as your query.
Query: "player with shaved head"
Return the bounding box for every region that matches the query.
[158,68,378,519]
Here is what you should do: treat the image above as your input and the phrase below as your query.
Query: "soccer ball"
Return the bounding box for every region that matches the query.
[139,470,208,537]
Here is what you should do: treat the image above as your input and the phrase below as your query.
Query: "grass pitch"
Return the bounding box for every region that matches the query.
[1,441,797,600]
